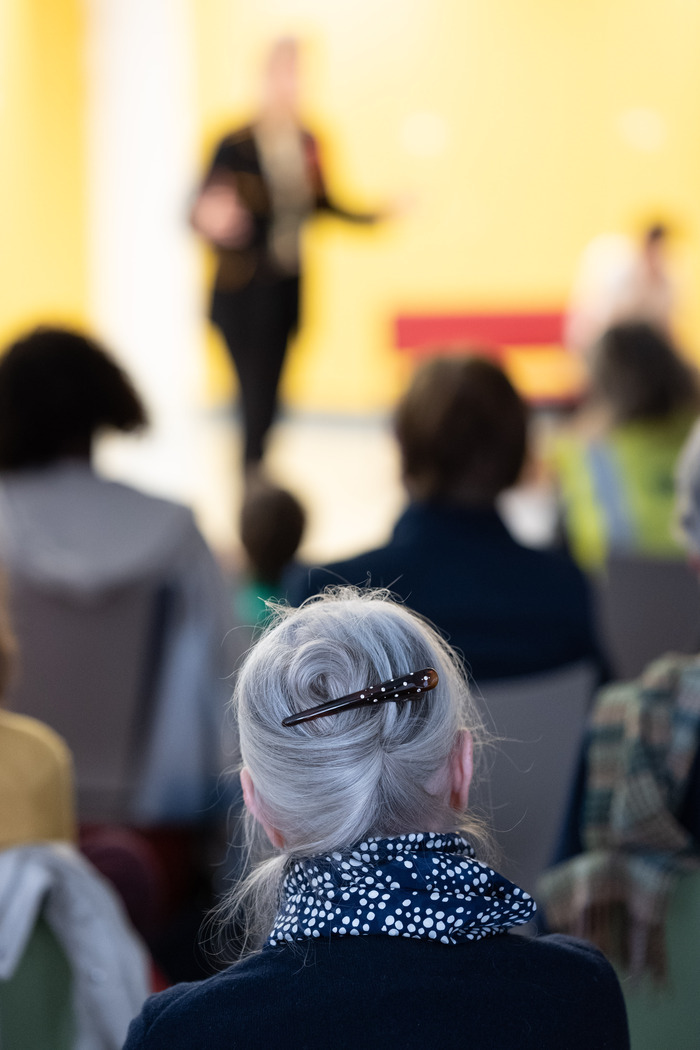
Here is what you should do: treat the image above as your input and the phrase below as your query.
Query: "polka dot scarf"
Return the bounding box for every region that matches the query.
[267,832,536,946]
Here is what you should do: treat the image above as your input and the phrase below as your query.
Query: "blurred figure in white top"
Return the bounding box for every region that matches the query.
[565,223,676,357]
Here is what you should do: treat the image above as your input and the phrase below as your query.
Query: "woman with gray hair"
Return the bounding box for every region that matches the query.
[125,590,628,1049]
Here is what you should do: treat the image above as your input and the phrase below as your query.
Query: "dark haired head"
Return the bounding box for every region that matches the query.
[395,356,528,505]
[240,480,306,585]
[591,322,699,424]
[645,223,668,245]
[0,326,148,470]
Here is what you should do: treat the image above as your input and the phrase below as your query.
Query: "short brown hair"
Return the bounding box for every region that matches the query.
[240,481,306,584]
[592,322,699,424]
[395,356,527,504]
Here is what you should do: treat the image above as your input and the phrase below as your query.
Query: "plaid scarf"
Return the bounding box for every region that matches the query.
[538,653,700,981]
[268,833,535,946]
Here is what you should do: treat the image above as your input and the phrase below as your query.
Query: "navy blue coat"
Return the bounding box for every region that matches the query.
[286,503,603,683]
[124,931,629,1049]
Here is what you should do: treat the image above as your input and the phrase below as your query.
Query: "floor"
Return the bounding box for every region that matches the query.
[186,408,559,570]
[97,403,559,581]
[193,409,406,566]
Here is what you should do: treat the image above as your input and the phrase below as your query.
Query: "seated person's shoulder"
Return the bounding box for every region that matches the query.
[520,930,621,979]
[478,933,629,1045]
[284,547,394,606]
[123,952,288,1049]
[124,979,200,1047]
[0,709,71,766]
[519,541,590,592]
[0,710,74,805]
[536,933,629,1021]
[597,650,700,710]
[480,927,615,973]
[0,711,76,847]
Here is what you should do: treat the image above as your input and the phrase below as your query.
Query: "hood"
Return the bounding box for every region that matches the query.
[0,461,196,599]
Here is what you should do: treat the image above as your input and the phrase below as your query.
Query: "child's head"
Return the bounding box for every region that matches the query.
[240,480,306,585]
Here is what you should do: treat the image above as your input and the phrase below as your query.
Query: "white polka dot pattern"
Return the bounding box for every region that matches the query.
[267,833,535,947]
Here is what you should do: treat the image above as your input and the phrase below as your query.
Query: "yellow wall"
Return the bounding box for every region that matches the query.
[2,0,700,413]
[191,0,700,412]
[0,0,88,344]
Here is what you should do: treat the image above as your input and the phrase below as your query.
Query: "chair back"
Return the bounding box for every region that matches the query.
[471,661,597,895]
[594,554,700,680]
[0,912,73,1050]
[0,844,150,1049]
[6,574,163,823]
[622,870,700,1050]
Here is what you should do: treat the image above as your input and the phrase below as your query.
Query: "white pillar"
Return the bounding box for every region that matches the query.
[85,0,207,504]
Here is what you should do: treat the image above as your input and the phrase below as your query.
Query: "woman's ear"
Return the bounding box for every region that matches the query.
[240,767,285,849]
[449,730,474,813]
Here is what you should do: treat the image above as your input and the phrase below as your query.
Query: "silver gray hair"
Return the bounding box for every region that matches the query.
[220,587,488,954]
[676,417,700,553]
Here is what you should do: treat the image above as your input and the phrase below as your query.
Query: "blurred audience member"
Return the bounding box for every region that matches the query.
[539,416,700,986]
[0,325,232,826]
[287,357,602,683]
[566,223,676,357]
[0,596,149,1048]
[551,322,700,571]
[0,326,235,981]
[236,478,306,627]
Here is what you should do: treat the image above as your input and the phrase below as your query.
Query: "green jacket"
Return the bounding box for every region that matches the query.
[553,412,695,571]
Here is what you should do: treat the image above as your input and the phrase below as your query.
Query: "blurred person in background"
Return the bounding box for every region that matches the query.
[551,321,700,572]
[191,36,381,470]
[124,589,629,1050]
[0,583,150,1049]
[287,357,603,684]
[235,478,306,628]
[0,326,234,981]
[566,223,676,358]
[537,417,700,1048]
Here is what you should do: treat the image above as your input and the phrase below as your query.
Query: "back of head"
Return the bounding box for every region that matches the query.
[645,222,669,248]
[0,326,147,470]
[591,322,698,425]
[236,589,483,857]
[240,480,306,584]
[395,356,527,505]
